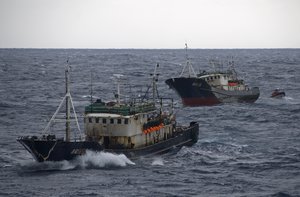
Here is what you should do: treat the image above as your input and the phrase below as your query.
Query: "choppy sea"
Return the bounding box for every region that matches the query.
[0,49,299,197]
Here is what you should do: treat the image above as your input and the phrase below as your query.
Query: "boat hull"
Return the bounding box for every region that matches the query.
[17,137,103,162]
[271,92,285,98]
[166,77,260,106]
[17,122,199,162]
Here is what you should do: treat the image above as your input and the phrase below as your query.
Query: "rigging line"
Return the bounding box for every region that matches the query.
[142,84,152,101]
[41,140,58,161]
[42,94,67,134]
[156,87,160,99]
[69,93,82,140]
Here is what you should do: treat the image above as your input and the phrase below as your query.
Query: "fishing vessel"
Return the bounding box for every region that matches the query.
[17,63,199,162]
[165,44,260,106]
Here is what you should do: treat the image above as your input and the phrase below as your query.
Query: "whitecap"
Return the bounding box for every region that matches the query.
[151,157,164,166]
[17,151,135,172]
[76,151,135,168]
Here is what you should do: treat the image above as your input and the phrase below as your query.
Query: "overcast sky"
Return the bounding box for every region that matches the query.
[0,0,299,48]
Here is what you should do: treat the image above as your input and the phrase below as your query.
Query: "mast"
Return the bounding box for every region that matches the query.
[117,79,121,105]
[65,61,71,142]
[41,61,82,141]
[141,64,160,102]
[185,43,190,76]
[180,43,196,77]
[152,63,159,102]
[113,74,124,105]
[90,71,93,112]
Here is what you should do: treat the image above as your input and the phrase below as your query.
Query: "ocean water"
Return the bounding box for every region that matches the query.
[0,48,299,197]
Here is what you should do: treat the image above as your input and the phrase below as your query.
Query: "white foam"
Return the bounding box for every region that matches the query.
[18,151,135,172]
[60,160,76,170]
[2,164,12,168]
[76,151,135,168]
[284,96,295,103]
[82,95,100,99]
[284,96,294,100]
[283,96,300,105]
[151,157,164,166]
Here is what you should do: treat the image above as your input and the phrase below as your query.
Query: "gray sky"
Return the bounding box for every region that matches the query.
[1,0,300,48]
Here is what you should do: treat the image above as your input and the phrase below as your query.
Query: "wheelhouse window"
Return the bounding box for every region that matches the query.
[110,118,114,124]
[96,117,99,123]
[124,119,128,124]
[102,118,107,124]
[117,119,121,124]
[89,118,92,123]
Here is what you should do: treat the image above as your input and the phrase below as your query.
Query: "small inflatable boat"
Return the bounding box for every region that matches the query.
[271,89,286,98]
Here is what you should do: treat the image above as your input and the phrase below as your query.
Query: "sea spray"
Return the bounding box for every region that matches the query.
[17,151,135,172]
[76,151,135,168]
[151,157,164,166]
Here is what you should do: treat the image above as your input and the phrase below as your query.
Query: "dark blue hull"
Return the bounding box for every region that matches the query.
[17,122,199,162]
[17,138,103,162]
[166,77,260,106]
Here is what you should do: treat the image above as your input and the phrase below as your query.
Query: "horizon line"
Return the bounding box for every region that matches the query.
[1,47,300,50]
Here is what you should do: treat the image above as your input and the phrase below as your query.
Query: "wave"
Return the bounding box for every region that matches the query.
[17,151,135,173]
[76,151,135,168]
[81,95,100,99]
[151,157,164,166]
[270,192,294,197]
